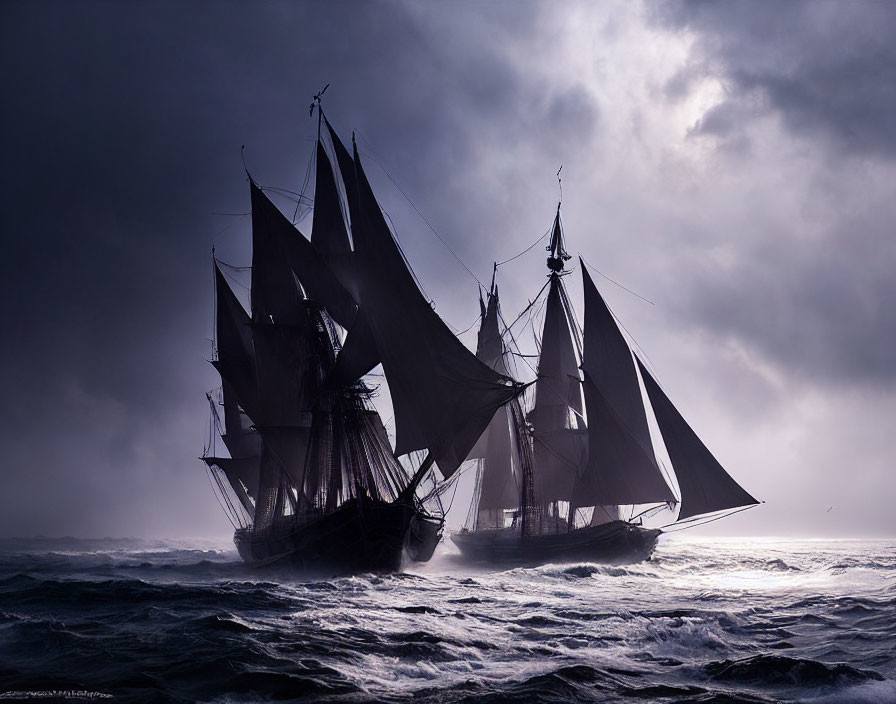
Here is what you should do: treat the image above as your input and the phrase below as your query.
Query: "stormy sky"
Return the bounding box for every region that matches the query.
[2,0,894,540]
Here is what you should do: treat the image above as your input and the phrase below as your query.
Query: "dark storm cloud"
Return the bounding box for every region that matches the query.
[0,0,594,537]
[653,0,896,157]
[646,0,896,387]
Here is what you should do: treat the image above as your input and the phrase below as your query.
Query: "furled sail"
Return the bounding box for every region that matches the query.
[532,275,587,501]
[579,264,675,505]
[469,288,519,516]
[343,137,521,479]
[636,357,759,520]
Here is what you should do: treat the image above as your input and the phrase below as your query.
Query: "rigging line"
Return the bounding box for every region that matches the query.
[504,280,551,332]
[630,501,675,522]
[219,265,250,293]
[661,504,759,532]
[259,184,314,200]
[455,313,482,337]
[656,455,680,504]
[380,207,433,304]
[580,256,655,306]
[355,135,484,289]
[204,465,238,530]
[498,309,538,379]
[496,225,553,267]
[556,273,584,362]
[218,262,251,272]
[293,138,318,224]
[583,265,656,372]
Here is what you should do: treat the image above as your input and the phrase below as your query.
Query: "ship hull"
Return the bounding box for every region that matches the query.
[450,520,660,566]
[234,495,443,573]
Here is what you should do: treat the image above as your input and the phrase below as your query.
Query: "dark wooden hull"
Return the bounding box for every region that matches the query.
[234,495,443,573]
[450,520,661,566]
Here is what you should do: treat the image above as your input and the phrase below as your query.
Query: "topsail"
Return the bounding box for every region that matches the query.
[469,287,520,523]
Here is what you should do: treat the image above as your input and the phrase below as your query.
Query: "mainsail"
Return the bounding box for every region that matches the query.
[636,357,759,521]
[334,135,522,479]
[531,273,587,501]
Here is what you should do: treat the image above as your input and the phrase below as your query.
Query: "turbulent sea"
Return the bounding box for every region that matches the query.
[0,536,894,703]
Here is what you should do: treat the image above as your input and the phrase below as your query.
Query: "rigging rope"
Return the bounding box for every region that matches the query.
[579,256,655,306]
[661,504,759,532]
[495,225,552,267]
[355,133,485,289]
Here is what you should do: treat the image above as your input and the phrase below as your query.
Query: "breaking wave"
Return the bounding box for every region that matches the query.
[0,536,893,702]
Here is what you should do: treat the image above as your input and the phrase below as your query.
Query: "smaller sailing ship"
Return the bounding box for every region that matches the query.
[201,103,522,573]
[452,205,759,565]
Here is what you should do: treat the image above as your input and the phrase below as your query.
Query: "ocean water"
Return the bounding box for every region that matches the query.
[0,536,893,703]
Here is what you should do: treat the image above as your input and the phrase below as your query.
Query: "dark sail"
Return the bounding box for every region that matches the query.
[579,264,675,505]
[345,139,521,479]
[220,381,261,461]
[532,275,587,501]
[203,456,259,518]
[469,288,519,515]
[218,380,262,511]
[311,141,352,257]
[211,265,258,419]
[320,124,382,385]
[248,184,320,522]
[250,182,357,329]
[636,357,759,520]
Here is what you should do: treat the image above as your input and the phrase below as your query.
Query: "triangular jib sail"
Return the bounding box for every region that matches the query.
[636,357,759,521]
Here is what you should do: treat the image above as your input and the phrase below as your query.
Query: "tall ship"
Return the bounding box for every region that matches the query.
[451,205,760,565]
[201,103,523,572]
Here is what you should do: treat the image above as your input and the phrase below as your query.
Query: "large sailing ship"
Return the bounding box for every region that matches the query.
[201,104,523,572]
[452,206,760,565]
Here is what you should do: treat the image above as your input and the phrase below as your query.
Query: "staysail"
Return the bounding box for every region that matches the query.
[341,136,521,479]
[636,357,759,521]
[579,263,675,505]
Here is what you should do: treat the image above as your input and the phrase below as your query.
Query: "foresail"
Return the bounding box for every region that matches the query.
[636,357,759,521]
[579,263,675,505]
[345,138,521,479]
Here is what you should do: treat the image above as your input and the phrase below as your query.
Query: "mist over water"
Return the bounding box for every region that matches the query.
[0,536,893,703]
